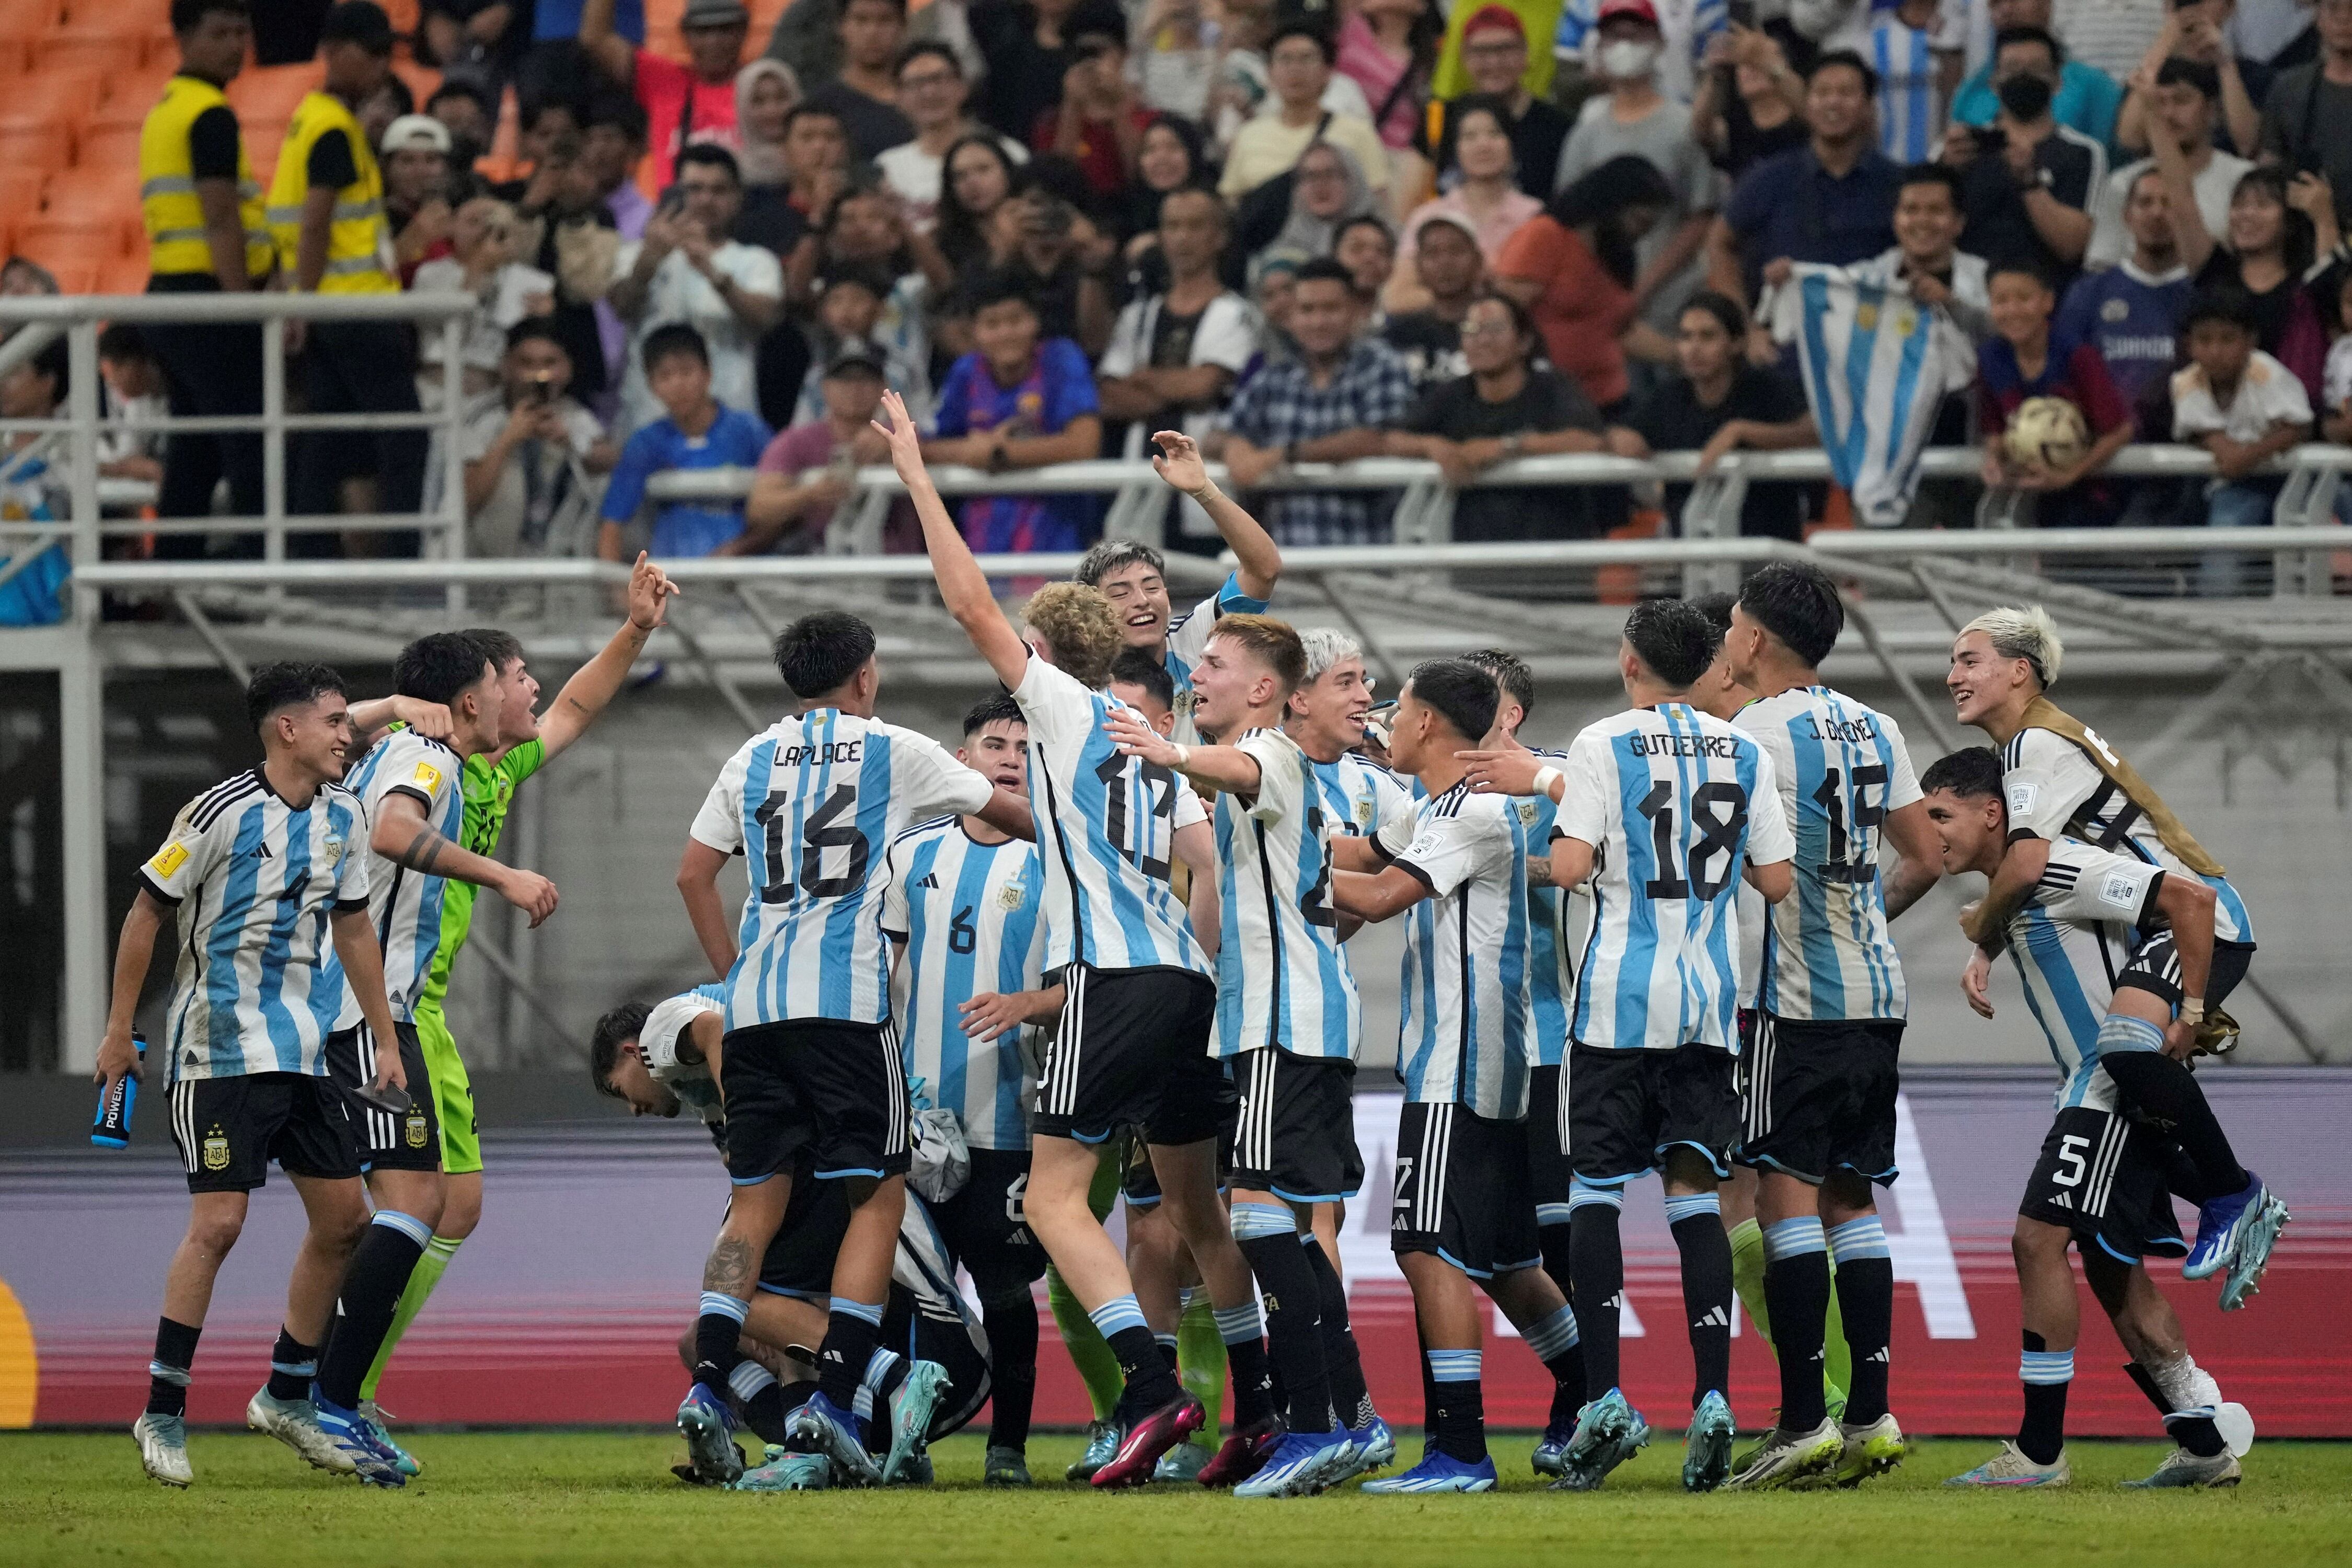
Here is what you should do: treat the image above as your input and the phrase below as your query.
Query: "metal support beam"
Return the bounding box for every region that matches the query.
[171,591,255,686]
[1839,592,1960,754]
[1307,572,1406,692]
[463,930,586,1059]
[660,602,766,733]
[57,626,106,1073]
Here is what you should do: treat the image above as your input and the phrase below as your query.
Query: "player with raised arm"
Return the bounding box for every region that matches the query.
[1714,563,1944,1491]
[672,610,1034,1487]
[1922,748,2256,1491]
[104,664,406,1489]
[880,390,1281,1489]
[1320,659,1587,1496]
[1947,608,2286,1309]
[879,695,1062,1488]
[1463,601,1796,1494]
[1106,613,1393,1496]
[352,556,678,1468]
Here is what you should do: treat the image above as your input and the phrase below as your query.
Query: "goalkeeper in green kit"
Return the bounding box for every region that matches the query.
[354,556,678,1458]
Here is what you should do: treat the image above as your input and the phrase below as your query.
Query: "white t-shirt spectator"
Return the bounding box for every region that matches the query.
[432,387,609,558]
[2172,348,2314,446]
[610,239,784,435]
[412,257,557,406]
[2085,150,2252,272]
[1099,287,1259,537]
[2051,0,2167,83]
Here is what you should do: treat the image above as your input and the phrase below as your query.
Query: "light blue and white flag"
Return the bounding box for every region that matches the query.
[1771,263,1973,529]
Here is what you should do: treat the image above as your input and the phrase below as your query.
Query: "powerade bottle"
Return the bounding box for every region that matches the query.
[93,1032,144,1148]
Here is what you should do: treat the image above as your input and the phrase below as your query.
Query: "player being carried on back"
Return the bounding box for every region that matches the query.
[672,610,1035,1487]
[1947,607,2287,1308]
[882,390,1283,1488]
[1714,563,1944,1492]
[1922,748,2257,1490]
[1464,601,1796,1494]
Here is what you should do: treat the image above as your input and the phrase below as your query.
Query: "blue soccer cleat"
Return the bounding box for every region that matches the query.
[882,1360,951,1485]
[1359,1449,1498,1494]
[1154,1440,1209,1482]
[2184,1173,2276,1282]
[2220,1191,2290,1310]
[1319,1416,1396,1485]
[1232,1429,1357,1498]
[312,1393,408,1488]
[732,1446,833,1491]
[1551,1389,1648,1492]
[1067,1420,1121,1481]
[675,1381,744,1486]
[359,1399,421,1477]
[787,1390,881,1487]
[1530,1416,1576,1478]
[1682,1391,1736,1492]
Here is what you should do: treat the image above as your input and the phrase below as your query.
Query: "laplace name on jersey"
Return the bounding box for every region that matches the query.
[779,740,864,767]
[1804,714,1880,745]
[1623,732,1740,759]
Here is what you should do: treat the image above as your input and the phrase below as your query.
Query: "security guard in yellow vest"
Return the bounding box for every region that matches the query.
[139,0,274,554]
[270,1,428,554]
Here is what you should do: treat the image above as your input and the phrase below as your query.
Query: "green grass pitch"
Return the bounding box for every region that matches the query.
[5,1432,2349,1567]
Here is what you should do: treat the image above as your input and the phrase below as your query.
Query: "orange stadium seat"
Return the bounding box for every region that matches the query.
[379,0,420,32]
[0,121,71,174]
[228,62,323,120]
[8,69,102,124]
[32,27,141,81]
[96,253,149,294]
[390,56,441,107]
[42,170,143,225]
[15,214,132,264]
[42,258,99,292]
[0,165,42,216]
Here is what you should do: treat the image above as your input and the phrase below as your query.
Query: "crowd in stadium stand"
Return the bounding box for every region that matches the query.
[7,0,2352,615]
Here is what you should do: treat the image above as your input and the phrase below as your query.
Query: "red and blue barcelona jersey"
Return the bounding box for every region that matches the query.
[933,337,1100,554]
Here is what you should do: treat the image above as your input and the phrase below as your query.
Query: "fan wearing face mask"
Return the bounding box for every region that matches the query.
[1948,0,2124,146]
[1942,26,2107,285]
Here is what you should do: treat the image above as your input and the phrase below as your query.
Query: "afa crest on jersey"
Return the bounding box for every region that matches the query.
[997,881,1027,912]
[405,1109,430,1148]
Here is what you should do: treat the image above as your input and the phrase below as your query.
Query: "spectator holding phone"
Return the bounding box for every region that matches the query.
[610,145,785,435]
[1942,29,2104,285]
[2257,0,2352,229]
[453,319,617,558]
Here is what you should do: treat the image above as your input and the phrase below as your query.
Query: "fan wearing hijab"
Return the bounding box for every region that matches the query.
[1494,154,1678,413]
[734,60,804,251]
[1259,140,1378,275]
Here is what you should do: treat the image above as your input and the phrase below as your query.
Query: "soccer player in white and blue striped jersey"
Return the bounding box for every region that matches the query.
[1922,748,2254,1491]
[887,395,1278,1489]
[1466,601,1795,1493]
[673,608,1032,1486]
[100,663,407,1490]
[880,694,1059,1486]
[1107,614,1390,1496]
[1327,659,1585,1496]
[1716,563,1943,1490]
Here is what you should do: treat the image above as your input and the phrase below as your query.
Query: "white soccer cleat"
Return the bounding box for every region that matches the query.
[133,1413,193,1489]
[1720,1417,1842,1492]
[2122,1447,2242,1489]
[247,1387,358,1474]
[1945,1440,2070,1488]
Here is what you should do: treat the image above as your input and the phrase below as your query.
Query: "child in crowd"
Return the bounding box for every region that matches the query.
[598,325,775,560]
[924,269,1103,554]
[2173,286,2313,595]
[1976,261,2135,526]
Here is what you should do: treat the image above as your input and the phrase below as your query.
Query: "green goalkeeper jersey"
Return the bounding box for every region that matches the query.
[413,735,546,1016]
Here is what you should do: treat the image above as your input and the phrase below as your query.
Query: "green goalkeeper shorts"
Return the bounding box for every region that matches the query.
[412,1006,481,1176]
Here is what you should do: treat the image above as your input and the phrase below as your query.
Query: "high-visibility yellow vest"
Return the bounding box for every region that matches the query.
[139,74,273,282]
[264,89,397,294]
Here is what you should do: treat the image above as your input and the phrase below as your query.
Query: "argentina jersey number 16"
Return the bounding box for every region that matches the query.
[754,780,871,904]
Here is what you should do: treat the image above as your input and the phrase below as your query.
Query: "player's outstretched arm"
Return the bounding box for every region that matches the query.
[94,890,166,1091]
[1150,430,1281,602]
[1878,799,1944,919]
[370,792,560,926]
[330,907,410,1094]
[1962,834,2051,946]
[346,695,453,747]
[1462,748,1567,803]
[536,553,677,761]
[1331,866,1431,922]
[676,838,738,982]
[876,388,1030,690]
[1104,707,1265,798]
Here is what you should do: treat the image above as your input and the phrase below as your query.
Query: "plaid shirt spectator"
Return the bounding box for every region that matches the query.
[1224,338,1415,544]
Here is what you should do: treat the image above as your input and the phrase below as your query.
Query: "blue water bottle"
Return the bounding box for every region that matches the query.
[93,1031,144,1148]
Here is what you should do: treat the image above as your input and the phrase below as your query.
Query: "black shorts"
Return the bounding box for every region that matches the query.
[1564,1041,1740,1184]
[2114,935,2255,1012]
[751,1168,852,1299]
[928,1146,1047,1298]
[721,1019,911,1183]
[1736,1016,1904,1186]
[1033,965,1220,1147]
[1391,1101,1541,1279]
[1526,1063,1574,1228]
[331,1023,441,1174]
[2019,1104,2188,1264]
[168,1070,358,1194]
[1230,1047,1363,1204]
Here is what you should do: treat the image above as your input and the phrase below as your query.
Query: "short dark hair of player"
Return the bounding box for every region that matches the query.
[174,0,251,33]
[1737,561,1845,667]
[965,267,1041,318]
[1460,648,1535,722]
[1680,290,1746,339]
[464,627,526,676]
[896,39,961,77]
[1807,48,1877,97]
[2183,285,2260,337]
[1404,657,1500,744]
[1622,598,1716,689]
[1269,18,1338,63]
[1919,746,2003,801]
[675,143,742,187]
[1210,613,1308,693]
[1025,583,1124,691]
[2156,54,2221,101]
[1075,538,1168,590]
[1688,590,1736,640]
[589,999,652,1099]
[1293,256,1362,300]
[246,662,347,734]
[1992,24,2063,64]
[963,693,1025,736]
[773,610,878,698]
[642,322,709,376]
[394,631,497,707]
[1897,162,1965,210]
[1107,645,1177,712]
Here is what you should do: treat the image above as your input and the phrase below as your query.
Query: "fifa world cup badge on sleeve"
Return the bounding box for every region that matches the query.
[412,761,443,793]
[146,841,189,880]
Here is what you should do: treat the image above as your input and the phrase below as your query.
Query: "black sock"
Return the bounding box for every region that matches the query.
[1301,1238,1374,1428]
[1536,1223,1583,1427]
[1836,1256,1895,1426]
[1107,1323,1183,1413]
[1428,1353,1488,1464]
[1238,1231,1333,1432]
[816,1303,884,1409]
[1224,1332,1276,1427]
[267,1326,317,1403]
[733,1367,795,1446]
[147,1317,200,1418]
[1671,1212,1733,1410]
[1414,1311,1438,1448]
[316,1214,427,1409]
[2123,1362,2227,1457]
[2100,1052,2247,1198]
[1567,1203,1624,1400]
[2017,1331,2070,1466]
[983,1294,1039,1450]
[691,1292,747,1392]
[1762,1224,1832,1431]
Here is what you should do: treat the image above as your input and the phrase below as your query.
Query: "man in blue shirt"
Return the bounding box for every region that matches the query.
[1948,0,2123,147]
[598,324,774,559]
[2055,163,2193,429]
[1709,51,1905,306]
